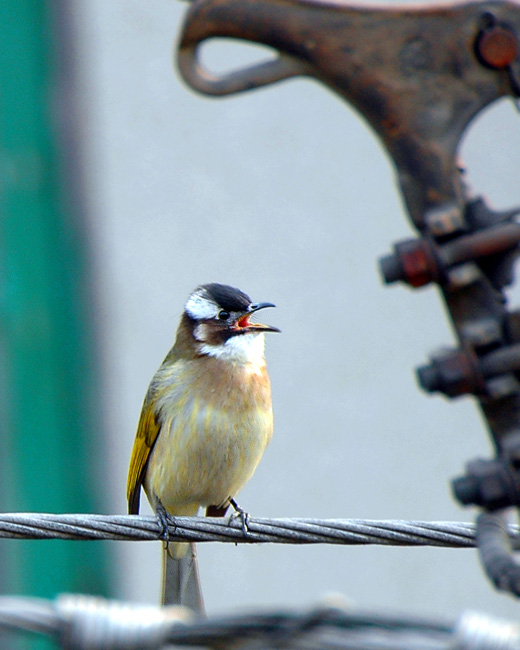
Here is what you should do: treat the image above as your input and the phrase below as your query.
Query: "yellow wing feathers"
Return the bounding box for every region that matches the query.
[126,391,162,514]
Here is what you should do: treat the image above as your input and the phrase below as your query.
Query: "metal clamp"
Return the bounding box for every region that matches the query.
[176,0,520,596]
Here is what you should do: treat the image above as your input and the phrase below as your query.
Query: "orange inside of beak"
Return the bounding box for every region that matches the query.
[236,314,252,329]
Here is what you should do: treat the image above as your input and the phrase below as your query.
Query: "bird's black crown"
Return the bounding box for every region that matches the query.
[201,283,252,313]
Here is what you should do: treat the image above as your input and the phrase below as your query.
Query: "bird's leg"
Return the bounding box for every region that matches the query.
[155,499,176,548]
[229,497,249,537]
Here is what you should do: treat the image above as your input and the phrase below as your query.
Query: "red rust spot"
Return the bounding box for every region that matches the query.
[478,27,518,69]
[399,240,438,288]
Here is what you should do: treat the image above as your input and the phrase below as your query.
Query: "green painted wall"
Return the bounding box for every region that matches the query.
[0,2,111,646]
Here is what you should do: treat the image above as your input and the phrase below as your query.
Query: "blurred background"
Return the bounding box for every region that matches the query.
[2,0,520,641]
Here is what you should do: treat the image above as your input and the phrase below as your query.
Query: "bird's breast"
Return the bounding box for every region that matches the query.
[144,356,273,514]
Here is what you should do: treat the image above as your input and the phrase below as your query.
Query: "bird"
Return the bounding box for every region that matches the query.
[126,283,279,612]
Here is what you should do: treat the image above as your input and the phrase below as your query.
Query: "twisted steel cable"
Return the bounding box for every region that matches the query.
[0,594,518,650]
[0,513,519,548]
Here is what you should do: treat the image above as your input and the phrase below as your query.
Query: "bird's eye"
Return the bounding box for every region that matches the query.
[218,310,230,321]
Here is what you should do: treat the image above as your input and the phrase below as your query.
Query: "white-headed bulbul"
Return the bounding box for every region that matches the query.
[127,283,279,612]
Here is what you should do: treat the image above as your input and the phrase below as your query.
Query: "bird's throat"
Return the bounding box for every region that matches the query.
[199,331,266,366]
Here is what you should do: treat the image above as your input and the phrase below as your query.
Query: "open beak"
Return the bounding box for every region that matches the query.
[236,302,280,333]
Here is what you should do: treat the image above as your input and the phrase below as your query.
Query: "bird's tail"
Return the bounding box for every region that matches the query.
[162,542,204,613]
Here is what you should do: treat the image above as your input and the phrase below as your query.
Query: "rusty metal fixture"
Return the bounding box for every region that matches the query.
[453,459,520,509]
[175,0,520,594]
[417,343,520,399]
[380,238,441,288]
[476,12,519,69]
[177,0,520,227]
[380,221,520,289]
[477,24,518,68]
[417,347,485,398]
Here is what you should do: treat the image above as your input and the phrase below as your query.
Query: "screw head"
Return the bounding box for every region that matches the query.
[477,26,518,69]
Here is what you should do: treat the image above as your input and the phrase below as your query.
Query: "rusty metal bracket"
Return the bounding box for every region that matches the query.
[175,0,520,595]
[177,0,520,225]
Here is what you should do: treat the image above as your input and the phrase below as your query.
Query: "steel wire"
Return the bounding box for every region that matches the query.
[0,595,517,650]
[0,513,516,548]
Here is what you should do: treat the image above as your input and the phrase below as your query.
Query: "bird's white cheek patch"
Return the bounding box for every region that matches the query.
[185,294,218,321]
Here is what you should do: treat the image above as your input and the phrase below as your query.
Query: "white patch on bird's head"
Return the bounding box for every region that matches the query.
[199,331,266,367]
[185,289,219,321]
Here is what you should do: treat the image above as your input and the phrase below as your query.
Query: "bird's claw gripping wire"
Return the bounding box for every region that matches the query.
[155,501,176,548]
[229,498,250,538]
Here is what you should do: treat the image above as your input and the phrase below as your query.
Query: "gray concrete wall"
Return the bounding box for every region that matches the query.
[74,0,520,620]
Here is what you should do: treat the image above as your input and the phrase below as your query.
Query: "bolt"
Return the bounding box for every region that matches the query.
[379,238,439,287]
[379,254,404,284]
[452,474,481,506]
[416,348,483,398]
[477,25,518,69]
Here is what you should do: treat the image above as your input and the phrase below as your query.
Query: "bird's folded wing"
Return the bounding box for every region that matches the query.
[126,392,162,514]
